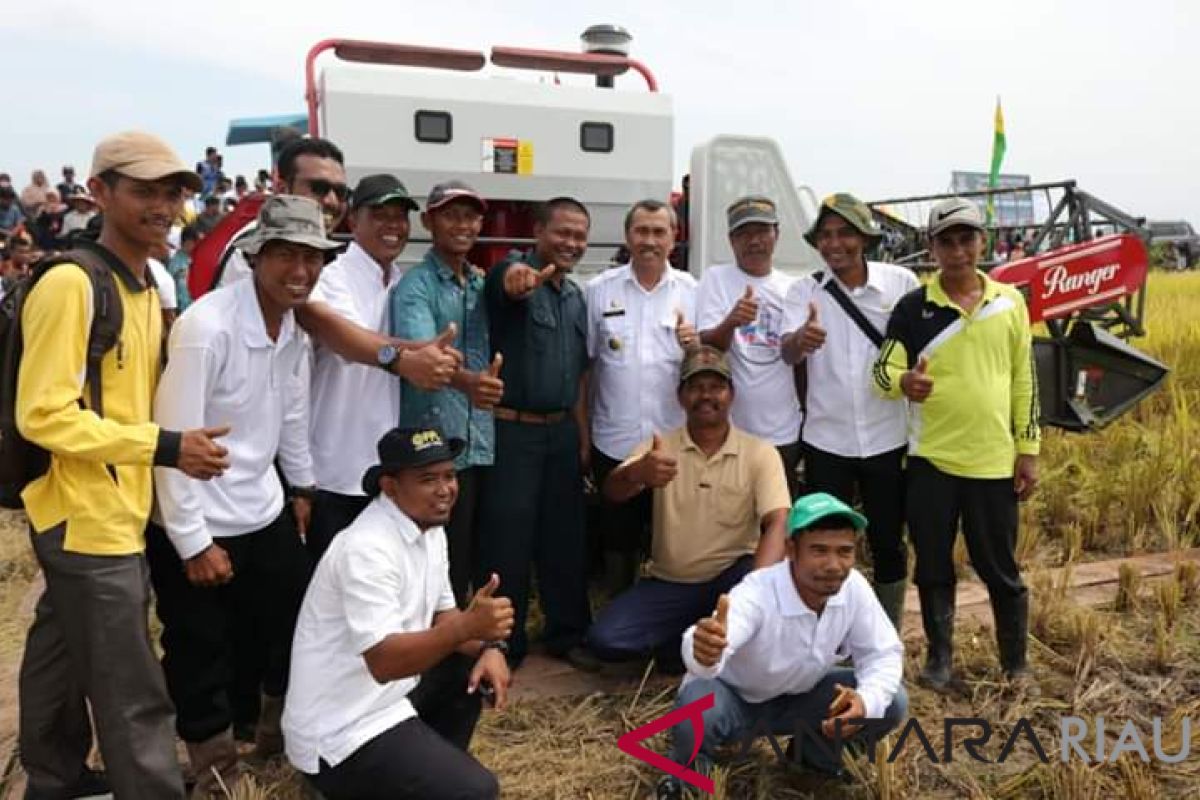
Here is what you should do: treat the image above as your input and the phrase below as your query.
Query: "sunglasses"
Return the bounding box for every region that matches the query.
[301,178,351,202]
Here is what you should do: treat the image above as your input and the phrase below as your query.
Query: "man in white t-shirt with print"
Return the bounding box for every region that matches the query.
[781,193,919,627]
[697,196,801,497]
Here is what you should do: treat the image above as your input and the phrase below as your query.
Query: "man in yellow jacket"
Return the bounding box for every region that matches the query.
[872,198,1040,693]
[17,131,232,800]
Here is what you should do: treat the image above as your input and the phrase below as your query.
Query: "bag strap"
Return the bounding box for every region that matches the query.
[812,270,885,349]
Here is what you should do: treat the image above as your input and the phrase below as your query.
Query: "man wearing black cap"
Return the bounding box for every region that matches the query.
[781,193,919,628]
[391,180,504,606]
[588,346,790,668]
[697,195,801,497]
[284,427,511,800]
[477,196,595,669]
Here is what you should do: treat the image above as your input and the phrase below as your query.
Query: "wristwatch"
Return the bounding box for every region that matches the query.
[480,640,509,656]
[376,343,400,372]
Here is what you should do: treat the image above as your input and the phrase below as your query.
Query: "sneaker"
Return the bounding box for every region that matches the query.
[654,775,683,800]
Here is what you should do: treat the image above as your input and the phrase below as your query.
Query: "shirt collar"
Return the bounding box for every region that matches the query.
[234,275,295,349]
[823,261,883,296]
[769,561,851,617]
[345,241,399,288]
[74,239,149,294]
[522,249,577,297]
[424,248,481,290]
[375,495,425,545]
[619,262,675,294]
[926,269,1001,309]
[679,424,742,458]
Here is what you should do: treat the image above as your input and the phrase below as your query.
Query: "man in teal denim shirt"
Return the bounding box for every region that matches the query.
[391,181,504,606]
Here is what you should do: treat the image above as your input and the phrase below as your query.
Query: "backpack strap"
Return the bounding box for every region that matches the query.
[812,270,885,349]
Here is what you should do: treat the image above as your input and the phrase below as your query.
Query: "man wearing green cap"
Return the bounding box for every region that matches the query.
[697,195,802,497]
[655,492,906,799]
[781,193,919,629]
[588,346,790,669]
[872,198,1039,692]
[150,194,342,795]
[390,180,504,606]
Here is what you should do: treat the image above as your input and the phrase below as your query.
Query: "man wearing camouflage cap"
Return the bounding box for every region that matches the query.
[586,346,790,668]
[150,195,340,795]
[697,195,802,497]
[781,193,918,628]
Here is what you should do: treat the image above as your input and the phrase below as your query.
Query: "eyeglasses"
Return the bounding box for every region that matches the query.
[300,178,350,202]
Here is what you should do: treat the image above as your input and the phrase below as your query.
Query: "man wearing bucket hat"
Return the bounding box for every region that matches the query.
[588,346,790,669]
[872,198,1040,692]
[17,131,233,800]
[149,195,339,794]
[781,193,919,629]
[697,195,802,496]
[284,427,510,800]
[656,493,905,799]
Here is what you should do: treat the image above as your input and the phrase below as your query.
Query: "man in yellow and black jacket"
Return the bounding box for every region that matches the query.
[16,132,232,800]
[873,198,1040,693]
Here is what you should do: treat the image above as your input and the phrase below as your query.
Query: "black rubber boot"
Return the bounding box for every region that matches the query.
[991,592,1040,695]
[918,585,955,690]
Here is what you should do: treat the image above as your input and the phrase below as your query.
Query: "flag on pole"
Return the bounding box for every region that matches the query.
[986,97,1006,226]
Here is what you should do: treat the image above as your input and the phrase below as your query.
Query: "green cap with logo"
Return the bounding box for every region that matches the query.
[233,195,342,256]
[787,492,868,537]
[804,192,883,247]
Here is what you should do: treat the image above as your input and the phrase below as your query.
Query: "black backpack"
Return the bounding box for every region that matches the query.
[0,245,123,508]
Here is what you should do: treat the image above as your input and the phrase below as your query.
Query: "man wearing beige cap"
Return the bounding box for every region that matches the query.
[16,131,231,800]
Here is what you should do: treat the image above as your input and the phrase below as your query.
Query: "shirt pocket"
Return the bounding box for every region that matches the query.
[715,483,754,528]
[597,314,631,363]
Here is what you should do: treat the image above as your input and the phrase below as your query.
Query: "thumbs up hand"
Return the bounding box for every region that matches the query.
[503,262,557,300]
[726,284,760,329]
[467,352,505,410]
[464,573,515,642]
[674,309,699,352]
[901,354,934,403]
[797,300,827,356]
[693,593,731,667]
[637,432,678,488]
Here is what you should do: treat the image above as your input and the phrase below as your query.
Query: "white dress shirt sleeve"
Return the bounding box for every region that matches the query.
[584,279,602,359]
[841,573,905,719]
[681,578,764,679]
[781,277,816,337]
[277,338,316,488]
[310,269,365,329]
[435,531,457,613]
[338,540,410,655]
[153,333,222,560]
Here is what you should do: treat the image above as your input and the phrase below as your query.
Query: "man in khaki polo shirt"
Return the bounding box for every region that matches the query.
[586,346,790,667]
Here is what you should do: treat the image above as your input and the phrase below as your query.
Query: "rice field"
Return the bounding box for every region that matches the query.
[1,272,1199,799]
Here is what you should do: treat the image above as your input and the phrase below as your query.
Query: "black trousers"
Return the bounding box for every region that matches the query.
[146,512,311,743]
[307,489,371,563]
[905,456,1025,600]
[590,445,651,556]
[476,417,591,663]
[309,654,496,800]
[803,443,908,584]
[447,467,483,608]
[776,440,803,500]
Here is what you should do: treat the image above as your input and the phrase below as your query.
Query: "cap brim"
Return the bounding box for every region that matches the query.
[679,366,733,385]
[804,206,884,248]
[236,231,343,256]
[928,219,986,238]
[729,214,778,233]
[113,162,203,193]
[358,192,419,212]
[360,438,467,495]
[789,507,869,535]
[428,193,487,212]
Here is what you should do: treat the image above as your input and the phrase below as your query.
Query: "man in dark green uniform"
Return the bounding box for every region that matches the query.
[478,196,594,669]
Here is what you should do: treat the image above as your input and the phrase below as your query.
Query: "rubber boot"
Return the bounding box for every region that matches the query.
[918,585,955,690]
[991,592,1040,696]
[874,579,908,632]
[254,693,285,759]
[186,728,242,799]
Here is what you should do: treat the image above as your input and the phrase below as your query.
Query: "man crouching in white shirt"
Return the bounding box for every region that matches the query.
[150,195,340,796]
[283,426,512,800]
[657,492,907,798]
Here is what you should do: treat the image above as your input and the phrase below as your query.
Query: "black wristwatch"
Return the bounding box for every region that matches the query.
[376,343,400,372]
[480,640,509,656]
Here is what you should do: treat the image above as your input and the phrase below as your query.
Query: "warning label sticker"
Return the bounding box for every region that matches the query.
[482,138,533,175]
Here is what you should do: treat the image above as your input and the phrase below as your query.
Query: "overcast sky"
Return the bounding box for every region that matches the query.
[3,0,1197,226]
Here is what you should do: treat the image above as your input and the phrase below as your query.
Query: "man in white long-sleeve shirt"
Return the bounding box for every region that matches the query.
[149,195,341,797]
[658,493,907,798]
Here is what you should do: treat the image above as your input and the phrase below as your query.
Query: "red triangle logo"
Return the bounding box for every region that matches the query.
[617,691,715,794]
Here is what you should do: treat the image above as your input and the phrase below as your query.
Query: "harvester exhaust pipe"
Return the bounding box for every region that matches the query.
[581,24,632,88]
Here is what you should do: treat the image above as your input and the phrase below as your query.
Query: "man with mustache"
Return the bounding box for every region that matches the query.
[697,196,801,497]
[656,493,906,799]
[781,193,919,629]
[391,181,504,606]
[585,199,699,594]
[149,196,340,795]
[475,197,594,669]
[587,347,790,670]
